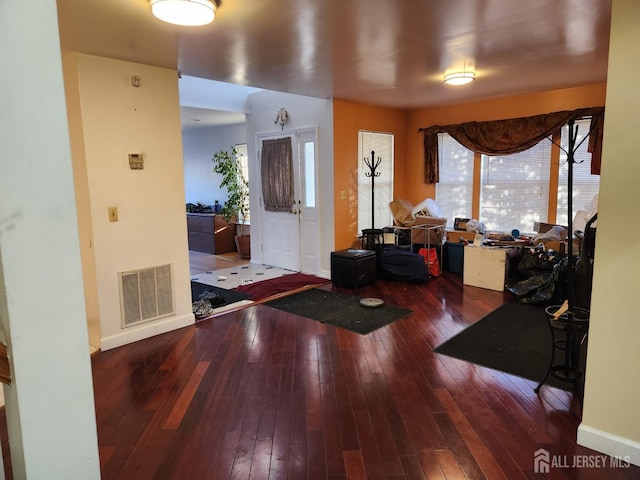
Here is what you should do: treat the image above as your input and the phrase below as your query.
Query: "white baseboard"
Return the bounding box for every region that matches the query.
[100,312,195,351]
[577,424,640,467]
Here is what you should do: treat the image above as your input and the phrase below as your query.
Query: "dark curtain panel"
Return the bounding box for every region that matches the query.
[420,107,605,183]
[261,137,294,212]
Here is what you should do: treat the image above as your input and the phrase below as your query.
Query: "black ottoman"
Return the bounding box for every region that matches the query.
[330,249,377,288]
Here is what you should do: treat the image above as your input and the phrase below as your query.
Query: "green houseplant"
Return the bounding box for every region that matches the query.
[212,147,251,258]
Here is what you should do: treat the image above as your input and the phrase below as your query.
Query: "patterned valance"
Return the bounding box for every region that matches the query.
[419,107,605,184]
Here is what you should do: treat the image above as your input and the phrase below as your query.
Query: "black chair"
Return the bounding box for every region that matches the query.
[361,228,384,252]
[574,213,597,310]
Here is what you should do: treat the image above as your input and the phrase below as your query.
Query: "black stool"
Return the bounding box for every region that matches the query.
[535,305,590,404]
[330,249,377,288]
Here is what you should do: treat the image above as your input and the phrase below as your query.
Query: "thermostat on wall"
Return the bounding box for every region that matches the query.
[128,153,144,170]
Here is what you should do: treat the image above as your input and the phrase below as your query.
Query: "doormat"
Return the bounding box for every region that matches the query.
[232,272,329,302]
[264,288,412,335]
[434,302,573,391]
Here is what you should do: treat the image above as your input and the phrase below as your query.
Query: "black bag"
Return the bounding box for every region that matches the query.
[378,247,430,283]
[517,246,562,277]
[507,257,568,305]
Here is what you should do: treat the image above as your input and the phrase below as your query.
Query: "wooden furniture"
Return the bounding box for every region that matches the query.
[186,213,236,254]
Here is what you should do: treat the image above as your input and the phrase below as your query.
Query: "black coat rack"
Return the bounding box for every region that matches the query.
[566,120,578,310]
[534,119,595,403]
[558,119,594,311]
[361,150,383,251]
[364,150,382,229]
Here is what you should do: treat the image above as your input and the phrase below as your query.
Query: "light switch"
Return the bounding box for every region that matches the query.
[340,190,347,200]
[108,207,118,222]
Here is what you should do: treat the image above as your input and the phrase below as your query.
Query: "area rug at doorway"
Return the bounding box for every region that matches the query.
[434,301,572,391]
[264,288,412,335]
[231,272,329,302]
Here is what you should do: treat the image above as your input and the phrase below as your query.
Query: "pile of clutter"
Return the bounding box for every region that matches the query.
[192,289,226,319]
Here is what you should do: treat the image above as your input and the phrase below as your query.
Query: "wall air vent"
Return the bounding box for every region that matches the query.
[118,264,175,328]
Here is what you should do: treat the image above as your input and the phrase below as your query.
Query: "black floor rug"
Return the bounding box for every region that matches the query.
[434,302,572,390]
[191,281,251,308]
[264,288,412,335]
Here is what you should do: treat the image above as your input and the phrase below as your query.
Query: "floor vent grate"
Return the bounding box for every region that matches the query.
[119,264,174,328]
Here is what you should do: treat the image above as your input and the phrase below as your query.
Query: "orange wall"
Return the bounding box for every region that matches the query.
[333,99,408,250]
[406,83,607,205]
[333,83,607,251]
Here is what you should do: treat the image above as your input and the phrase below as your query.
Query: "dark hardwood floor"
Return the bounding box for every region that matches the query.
[2,270,639,479]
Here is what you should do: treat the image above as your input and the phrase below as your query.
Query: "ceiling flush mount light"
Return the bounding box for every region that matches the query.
[444,70,476,86]
[444,62,476,86]
[150,0,217,27]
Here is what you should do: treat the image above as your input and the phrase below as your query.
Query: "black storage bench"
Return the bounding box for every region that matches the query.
[330,249,376,288]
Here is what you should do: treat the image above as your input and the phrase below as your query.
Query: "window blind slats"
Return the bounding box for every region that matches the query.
[436,135,474,228]
[358,131,394,232]
[436,125,599,234]
[480,141,551,232]
[557,119,600,225]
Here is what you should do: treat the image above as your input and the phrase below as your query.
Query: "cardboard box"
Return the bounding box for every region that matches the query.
[543,238,581,255]
[534,222,567,235]
[411,215,446,246]
[446,229,477,243]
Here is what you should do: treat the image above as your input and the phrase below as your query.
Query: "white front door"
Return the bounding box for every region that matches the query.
[298,129,319,274]
[259,129,319,274]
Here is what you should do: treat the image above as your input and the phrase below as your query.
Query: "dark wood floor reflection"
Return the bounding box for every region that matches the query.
[3,271,639,479]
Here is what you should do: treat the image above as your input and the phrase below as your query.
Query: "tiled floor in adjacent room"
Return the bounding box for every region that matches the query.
[191,263,298,290]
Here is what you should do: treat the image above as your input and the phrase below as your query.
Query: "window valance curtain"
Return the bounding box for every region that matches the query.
[261,137,294,212]
[419,107,605,184]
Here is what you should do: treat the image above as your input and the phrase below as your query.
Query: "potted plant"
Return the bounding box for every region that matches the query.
[212,147,251,259]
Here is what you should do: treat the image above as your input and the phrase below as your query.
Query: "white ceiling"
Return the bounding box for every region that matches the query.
[180,106,246,132]
[178,76,260,131]
[56,0,612,128]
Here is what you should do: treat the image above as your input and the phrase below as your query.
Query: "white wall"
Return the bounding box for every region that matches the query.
[65,53,194,350]
[183,123,247,206]
[0,1,100,476]
[62,52,101,353]
[245,90,335,275]
[578,0,640,466]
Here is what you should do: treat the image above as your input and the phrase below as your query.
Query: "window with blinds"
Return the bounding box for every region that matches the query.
[556,119,600,225]
[434,125,599,234]
[358,131,394,233]
[480,141,551,233]
[435,134,474,229]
